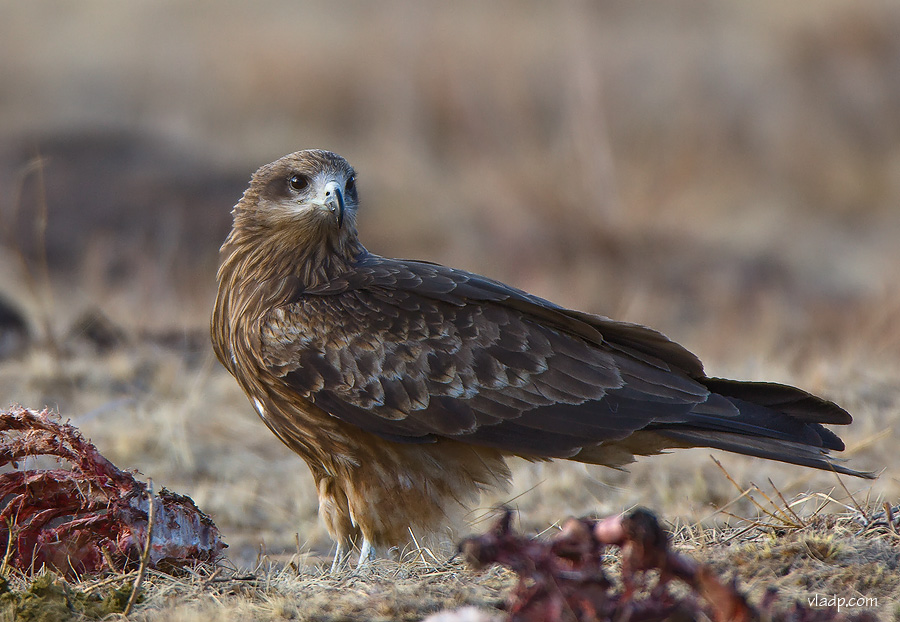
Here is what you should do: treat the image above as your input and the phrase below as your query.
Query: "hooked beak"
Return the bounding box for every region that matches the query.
[323,180,345,229]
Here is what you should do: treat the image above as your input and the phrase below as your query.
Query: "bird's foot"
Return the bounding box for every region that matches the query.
[356,537,377,569]
[329,542,351,574]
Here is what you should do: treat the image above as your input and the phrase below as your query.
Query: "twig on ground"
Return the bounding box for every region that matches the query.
[768,478,806,527]
[0,519,16,578]
[124,478,156,616]
[883,502,897,535]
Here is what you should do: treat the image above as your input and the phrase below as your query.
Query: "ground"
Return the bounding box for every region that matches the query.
[1,1,899,620]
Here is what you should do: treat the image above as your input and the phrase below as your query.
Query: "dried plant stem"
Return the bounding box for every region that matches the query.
[81,571,137,595]
[884,502,897,536]
[833,469,866,518]
[0,519,16,578]
[768,478,805,526]
[6,155,60,357]
[124,479,156,616]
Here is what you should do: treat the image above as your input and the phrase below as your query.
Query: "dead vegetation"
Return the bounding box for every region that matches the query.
[0,495,893,621]
[0,403,893,621]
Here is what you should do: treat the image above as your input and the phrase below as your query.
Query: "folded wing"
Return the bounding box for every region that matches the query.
[258,255,870,477]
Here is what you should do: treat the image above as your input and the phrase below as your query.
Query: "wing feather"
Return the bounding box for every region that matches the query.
[257,254,720,458]
[255,254,859,474]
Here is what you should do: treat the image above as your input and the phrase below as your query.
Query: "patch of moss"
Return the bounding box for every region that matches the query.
[0,575,138,621]
[99,583,136,614]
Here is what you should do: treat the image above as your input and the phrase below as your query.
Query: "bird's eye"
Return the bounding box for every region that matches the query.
[289,174,309,191]
[345,176,356,195]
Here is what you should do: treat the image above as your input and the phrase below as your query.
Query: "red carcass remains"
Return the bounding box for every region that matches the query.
[460,509,876,622]
[0,406,225,577]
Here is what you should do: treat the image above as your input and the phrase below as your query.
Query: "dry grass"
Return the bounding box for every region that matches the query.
[1,0,900,619]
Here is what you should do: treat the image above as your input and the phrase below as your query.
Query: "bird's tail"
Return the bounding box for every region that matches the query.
[655,378,875,479]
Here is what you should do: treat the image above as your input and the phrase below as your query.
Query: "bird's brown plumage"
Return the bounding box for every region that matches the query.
[212,149,871,561]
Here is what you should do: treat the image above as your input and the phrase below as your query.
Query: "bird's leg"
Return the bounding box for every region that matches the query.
[356,537,377,569]
[330,541,351,574]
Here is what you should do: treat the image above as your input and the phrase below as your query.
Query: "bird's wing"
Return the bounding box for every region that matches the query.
[256,255,725,458]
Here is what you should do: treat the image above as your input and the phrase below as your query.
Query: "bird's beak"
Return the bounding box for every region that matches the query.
[323,180,345,229]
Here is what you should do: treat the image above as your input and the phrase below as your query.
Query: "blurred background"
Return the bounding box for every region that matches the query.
[0,0,898,565]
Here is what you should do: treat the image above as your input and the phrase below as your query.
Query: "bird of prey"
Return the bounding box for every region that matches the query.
[212,149,871,567]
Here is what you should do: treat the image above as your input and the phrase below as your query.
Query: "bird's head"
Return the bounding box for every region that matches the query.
[234,149,360,248]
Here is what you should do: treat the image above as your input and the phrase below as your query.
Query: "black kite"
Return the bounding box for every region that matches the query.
[212,150,871,567]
